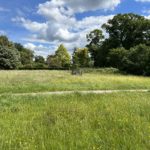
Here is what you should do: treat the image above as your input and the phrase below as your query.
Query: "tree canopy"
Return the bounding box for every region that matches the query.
[102,13,150,50]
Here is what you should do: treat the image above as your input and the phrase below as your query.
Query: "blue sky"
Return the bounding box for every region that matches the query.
[0,0,150,57]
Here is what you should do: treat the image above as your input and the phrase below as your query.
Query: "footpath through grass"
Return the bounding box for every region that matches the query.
[0,92,150,150]
[0,70,150,94]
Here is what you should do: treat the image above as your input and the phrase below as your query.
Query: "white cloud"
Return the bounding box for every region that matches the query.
[145,15,150,19]
[12,17,48,32]
[24,43,57,57]
[62,0,120,12]
[41,0,121,13]
[24,43,37,50]
[13,0,120,56]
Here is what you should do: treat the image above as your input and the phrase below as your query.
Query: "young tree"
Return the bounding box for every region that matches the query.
[55,44,71,68]
[72,48,90,67]
[47,55,61,68]
[47,44,71,69]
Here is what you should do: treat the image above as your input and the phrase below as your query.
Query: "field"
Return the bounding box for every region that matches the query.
[0,70,150,150]
[0,70,150,94]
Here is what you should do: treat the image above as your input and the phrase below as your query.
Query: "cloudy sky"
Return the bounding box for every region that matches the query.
[0,0,150,57]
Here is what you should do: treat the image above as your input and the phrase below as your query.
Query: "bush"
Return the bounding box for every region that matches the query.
[33,63,48,69]
[19,63,48,70]
[19,63,34,70]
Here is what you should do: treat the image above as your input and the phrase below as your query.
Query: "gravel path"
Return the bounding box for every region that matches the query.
[1,89,149,96]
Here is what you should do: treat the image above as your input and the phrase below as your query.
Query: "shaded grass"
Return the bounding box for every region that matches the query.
[0,92,150,150]
[0,70,150,94]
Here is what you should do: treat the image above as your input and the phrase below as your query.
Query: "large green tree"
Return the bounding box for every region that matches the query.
[86,29,104,66]
[0,36,35,69]
[0,36,21,69]
[14,43,34,65]
[102,13,150,50]
[0,45,20,69]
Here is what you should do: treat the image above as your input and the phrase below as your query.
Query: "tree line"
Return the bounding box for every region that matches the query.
[0,36,90,70]
[0,13,150,75]
[86,13,150,75]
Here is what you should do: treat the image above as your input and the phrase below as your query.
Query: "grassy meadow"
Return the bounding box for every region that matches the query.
[0,93,150,150]
[0,70,150,149]
[0,70,150,94]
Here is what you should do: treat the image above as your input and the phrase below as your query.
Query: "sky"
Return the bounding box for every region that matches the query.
[0,0,150,57]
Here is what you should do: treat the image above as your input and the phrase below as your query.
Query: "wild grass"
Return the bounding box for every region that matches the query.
[0,70,150,94]
[0,92,150,150]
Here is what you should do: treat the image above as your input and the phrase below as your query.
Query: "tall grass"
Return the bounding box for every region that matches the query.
[0,70,150,94]
[0,93,150,149]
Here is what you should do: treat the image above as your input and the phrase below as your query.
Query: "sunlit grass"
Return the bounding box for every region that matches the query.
[0,93,150,150]
[0,70,150,149]
[0,70,150,94]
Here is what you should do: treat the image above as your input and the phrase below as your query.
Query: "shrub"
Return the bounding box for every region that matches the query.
[72,48,91,68]
[47,44,71,69]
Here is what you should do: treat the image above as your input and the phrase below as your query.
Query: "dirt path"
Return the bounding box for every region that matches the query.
[1,89,149,96]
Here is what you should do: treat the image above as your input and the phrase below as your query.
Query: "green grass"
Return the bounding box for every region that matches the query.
[0,70,150,94]
[0,70,150,149]
[0,93,150,150]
